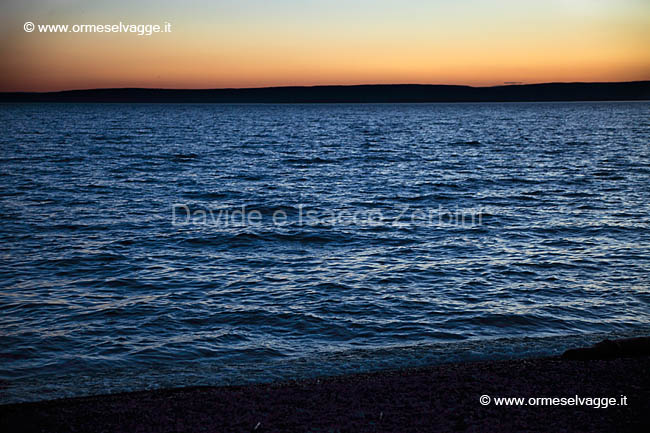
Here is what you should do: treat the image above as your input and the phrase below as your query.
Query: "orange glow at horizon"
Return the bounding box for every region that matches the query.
[1,0,649,92]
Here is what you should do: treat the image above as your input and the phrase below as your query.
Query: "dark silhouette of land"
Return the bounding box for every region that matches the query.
[1,81,648,103]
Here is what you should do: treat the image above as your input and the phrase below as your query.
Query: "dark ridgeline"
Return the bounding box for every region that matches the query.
[1,81,649,103]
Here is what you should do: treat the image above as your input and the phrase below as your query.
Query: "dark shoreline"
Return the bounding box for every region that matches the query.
[2,352,648,432]
[1,81,649,103]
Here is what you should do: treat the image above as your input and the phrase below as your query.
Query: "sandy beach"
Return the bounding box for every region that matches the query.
[2,350,648,433]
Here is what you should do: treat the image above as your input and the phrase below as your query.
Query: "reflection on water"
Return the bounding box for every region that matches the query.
[0,102,649,402]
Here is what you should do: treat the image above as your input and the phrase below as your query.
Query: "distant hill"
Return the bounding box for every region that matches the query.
[1,81,649,103]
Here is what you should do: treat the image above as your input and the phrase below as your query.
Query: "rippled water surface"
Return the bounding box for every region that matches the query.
[1,102,649,402]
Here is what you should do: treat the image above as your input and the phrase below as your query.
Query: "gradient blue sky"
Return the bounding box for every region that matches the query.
[1,0,648,91]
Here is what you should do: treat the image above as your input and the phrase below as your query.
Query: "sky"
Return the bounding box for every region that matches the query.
[0,0,648,91]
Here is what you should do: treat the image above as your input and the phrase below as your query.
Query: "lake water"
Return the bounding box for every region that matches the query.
[1,102,649,403]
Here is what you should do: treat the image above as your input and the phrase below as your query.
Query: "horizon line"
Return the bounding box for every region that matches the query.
[3,80,650,94]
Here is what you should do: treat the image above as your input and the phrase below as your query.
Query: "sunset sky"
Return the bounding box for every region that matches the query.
[1,0,649,92]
